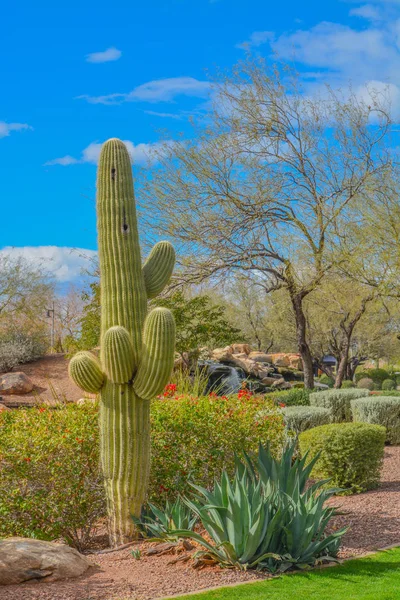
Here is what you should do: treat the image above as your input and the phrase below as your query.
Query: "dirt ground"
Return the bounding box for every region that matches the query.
[0,447,399,600]
[0,354,84,407]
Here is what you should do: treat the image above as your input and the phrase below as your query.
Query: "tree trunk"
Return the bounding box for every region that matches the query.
[291,294,314,389]
[334,340,350,388]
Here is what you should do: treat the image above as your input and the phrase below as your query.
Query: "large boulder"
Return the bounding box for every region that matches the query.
[212,346,234,362]
[0,403,10,412]
[248,352,273,364]
[0,372,33,395]
[231,343,251,355]
[0,538,92,584]
[264,353,303,370]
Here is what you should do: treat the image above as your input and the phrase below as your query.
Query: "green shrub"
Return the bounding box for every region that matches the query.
[371,390,400,397]
[309,388,369,422]
[175,444,344,572]
[282,406,331,434]
[341,380,355,388]
[318,374,334,388]
[265,388,311,407]
[0,403,105,550]
[382,379,396,391]
[299,422,385,493]
[351,396,400,444]
[357,377,375,391]
[150,395,285,500]
[355,368,390,387]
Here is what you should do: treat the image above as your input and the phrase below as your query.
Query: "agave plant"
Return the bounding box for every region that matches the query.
[133,497,197,541]
[238,442,331,499]
[174,444,345,572]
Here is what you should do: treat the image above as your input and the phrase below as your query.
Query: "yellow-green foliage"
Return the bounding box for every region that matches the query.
[0,403,105,551]
[299,422,385,494]
[0,397,285,546]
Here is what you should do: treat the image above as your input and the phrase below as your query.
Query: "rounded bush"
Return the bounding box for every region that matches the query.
[341,380,355,389]
[355,368,389,386]
[382,379,396,391]
[357,377,375,391]
[318,374,334,388]
[282,406,331,434]
[299,422,386,493]
[309,388,369,422]
[351,396,400,444]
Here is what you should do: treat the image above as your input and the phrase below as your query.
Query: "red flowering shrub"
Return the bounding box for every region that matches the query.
[0,403,105,550]
[150,394,285,501]
[162,383,178,397]
[0,394,285,546]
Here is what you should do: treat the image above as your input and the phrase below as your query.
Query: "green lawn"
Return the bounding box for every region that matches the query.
[165,548,400,600]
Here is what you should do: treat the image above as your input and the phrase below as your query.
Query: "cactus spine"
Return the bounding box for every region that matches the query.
[69,138,176,545]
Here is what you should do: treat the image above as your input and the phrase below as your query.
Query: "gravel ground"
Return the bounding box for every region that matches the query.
[328,445,400,558]
[0,447,399,600]
[1,354,84,407]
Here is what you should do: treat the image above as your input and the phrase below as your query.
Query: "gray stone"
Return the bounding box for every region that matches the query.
[0,372,33,395]
[0,538,92,585]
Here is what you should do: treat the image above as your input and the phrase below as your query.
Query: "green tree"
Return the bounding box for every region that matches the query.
[154,290,242,363]
[141,57,392,388]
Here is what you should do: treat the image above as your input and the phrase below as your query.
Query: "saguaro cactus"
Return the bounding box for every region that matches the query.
[69,138,176,545]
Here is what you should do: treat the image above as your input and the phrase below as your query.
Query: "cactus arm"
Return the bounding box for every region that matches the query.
[103,326,135,384]
[69,351,104,393]
[142,241,176,299]
[133,307,176,399]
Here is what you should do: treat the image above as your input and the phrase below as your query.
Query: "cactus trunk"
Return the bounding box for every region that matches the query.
[100,383,150,544]
[69,138,176,545]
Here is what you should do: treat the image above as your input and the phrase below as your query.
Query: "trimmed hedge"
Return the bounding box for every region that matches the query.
[282,406,331,434]
[309,388,370,422]
[351,396,400,444]
[299,422,386,494]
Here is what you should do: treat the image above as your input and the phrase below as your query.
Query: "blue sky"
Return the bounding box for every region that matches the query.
[2,0,400,282]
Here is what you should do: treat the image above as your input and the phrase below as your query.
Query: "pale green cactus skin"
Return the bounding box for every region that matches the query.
[69,138,176,545]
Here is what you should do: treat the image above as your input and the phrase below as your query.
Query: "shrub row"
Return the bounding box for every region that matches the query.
[0,395,285,547]
[309,388,369,422]
[351,396,400,444]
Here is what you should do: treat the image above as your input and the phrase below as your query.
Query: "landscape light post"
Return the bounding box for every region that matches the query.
[46,300,55,352]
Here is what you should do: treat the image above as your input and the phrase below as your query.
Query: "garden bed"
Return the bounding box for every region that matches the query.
[0,446,399,600]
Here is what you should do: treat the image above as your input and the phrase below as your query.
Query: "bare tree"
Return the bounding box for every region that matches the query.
[141,57,392,387]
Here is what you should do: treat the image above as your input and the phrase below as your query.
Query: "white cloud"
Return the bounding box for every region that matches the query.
[77,76,210,105]
[236,31,274,50]
[350,4,382,21]
[269,15,400,116]
[45,139,169,167]
[44,155,79,166]
[0,121,32,139]
[0,246,97,282]
[144,110,182,119]
[85,47,122,63]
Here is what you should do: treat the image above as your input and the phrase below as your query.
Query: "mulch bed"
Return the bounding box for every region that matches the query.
[1,446,399,600]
